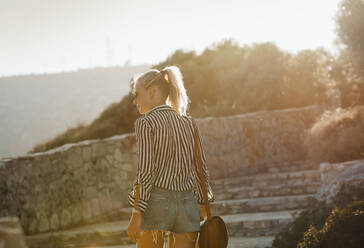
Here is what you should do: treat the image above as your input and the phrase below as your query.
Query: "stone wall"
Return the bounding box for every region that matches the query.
[0,134,137,235]
[198,104,322,178]
[316,159,364,206]
[319,159,364,186]
[0,104,323,235]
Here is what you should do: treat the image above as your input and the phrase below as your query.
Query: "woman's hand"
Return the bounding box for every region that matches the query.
[198,204,207,221]
[127,211,142,243]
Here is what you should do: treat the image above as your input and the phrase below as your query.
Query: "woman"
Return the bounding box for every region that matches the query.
[127,66,214,248]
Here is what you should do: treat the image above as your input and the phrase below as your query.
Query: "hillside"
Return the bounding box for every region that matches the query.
[20,41,356,155]
[0,65,149,159]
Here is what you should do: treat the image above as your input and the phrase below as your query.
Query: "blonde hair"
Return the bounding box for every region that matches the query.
[131,66,190,116]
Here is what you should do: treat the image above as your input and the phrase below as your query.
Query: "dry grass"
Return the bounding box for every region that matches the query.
[305,105,364,163]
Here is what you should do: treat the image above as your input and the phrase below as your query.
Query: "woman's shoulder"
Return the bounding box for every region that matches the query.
[135,112,164,129]
[136,111,196,130]
[182,115,196,125]
[134,115,152,128]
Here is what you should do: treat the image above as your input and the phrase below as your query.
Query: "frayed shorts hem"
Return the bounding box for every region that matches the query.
[141,225,200,234]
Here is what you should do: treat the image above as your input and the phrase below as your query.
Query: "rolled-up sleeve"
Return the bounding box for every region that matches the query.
[192,120,214,205]
[128,118,155,212]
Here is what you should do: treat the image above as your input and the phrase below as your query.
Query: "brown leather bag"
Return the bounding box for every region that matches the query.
[192,120,229,248]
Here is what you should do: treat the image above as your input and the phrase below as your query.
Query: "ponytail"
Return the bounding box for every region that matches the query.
[161,66,190,116]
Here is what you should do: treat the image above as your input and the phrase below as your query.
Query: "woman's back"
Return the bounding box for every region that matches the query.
[128,103,213,212]
[137,104,197,191]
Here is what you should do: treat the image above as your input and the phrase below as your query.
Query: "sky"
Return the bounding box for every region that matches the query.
[0,0,342,77]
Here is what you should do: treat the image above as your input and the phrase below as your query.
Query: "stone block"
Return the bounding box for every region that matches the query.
[113,161,124,169]
[60,209,72,228]
[82,200,92,221]
[110,189,125,209]
[119,161,135,172]
[83,161,92,171]
[106,145,116,154]
[66,150,83,171]
[92,143,106,159]
[28,218,38,234]
[86,187,97,198]
[106,154,114,165]
[86,173,97,186]
[316,160,364,207]
[38,215,49,233]
[90,198,101,217]
[49,213,59,231]
[71,203,83,225]
[100,158,110,170]
[114,171,128,189]
[113,149,123,162]
[99,189,113,212]
[100,159,112,183]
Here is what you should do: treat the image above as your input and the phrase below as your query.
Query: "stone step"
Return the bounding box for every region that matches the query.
[227,236,274,248]
[212,170,321,191]
[25,208,303,248]
[103,194,317,223]
[265,160,318,173]
[75,246,136,248]
[222,209,304,237]
[78,236,274,248]
[213,182,321,201]
[211,194,317,215]
[25,220,132,248]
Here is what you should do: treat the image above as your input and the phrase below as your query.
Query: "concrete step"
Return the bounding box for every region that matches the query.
[265,160,318,174]
[90,237,275,248]
[25,220,132,248]
[213,182,321,201]
[25,208,303,248]
[74,246,136,248]
[211,194,317,215]
[227,236,274,248]
[212,170,321,191]
[223,209,304,237]
[71,237,274,248]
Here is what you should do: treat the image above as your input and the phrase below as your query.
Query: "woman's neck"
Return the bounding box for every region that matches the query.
[146,101,167,112]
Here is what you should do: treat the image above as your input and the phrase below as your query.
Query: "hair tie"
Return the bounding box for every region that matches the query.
[160,70,170,84]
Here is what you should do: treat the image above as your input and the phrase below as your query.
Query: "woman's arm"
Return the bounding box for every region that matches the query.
[192,119,214,205]
[127,118,155,213]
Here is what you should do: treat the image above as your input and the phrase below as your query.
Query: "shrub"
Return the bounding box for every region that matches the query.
[272,183,364,248]
[272,201,332,248]
[297,201,364,248]
[332,182,364,209]
[304,105,364,163]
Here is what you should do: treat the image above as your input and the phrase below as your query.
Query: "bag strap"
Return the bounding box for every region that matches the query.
[133,184,141,211]
[192,119,212,220]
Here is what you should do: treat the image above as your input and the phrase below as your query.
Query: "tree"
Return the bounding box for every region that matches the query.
[336,0,364,75]
[335,0,364,105]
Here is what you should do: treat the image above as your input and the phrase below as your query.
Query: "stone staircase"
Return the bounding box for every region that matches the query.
[25,160,320,248]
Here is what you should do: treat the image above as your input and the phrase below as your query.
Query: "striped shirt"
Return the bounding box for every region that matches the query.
[128,104,214,212]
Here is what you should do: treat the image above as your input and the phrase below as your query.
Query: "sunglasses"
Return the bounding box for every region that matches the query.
[132,80,155,100]
[132,91,139,100]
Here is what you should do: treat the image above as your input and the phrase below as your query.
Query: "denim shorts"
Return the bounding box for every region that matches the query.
[141,186,201,234]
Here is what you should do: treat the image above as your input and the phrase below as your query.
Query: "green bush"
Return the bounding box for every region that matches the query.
[333,182,364,209]
[304,105,364,164]
[297,201,364,248]
[272,201,332,248]
[272,184,364,248]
